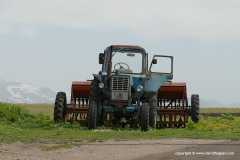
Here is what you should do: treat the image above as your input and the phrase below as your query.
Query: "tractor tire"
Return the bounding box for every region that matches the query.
[54,92,67,122]
[141,102,149,131]
[191,94,200,123]
[88,100,97,129]
[149,95,157,128]
[88,78,104,129]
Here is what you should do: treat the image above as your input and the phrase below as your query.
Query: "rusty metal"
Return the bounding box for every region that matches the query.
[112,44,142,49]
[157,82,189,128]
[64,81,91,124]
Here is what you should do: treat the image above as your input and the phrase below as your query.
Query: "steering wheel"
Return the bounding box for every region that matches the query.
[114,62,130,70]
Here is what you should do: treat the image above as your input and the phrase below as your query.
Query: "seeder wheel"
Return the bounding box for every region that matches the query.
[191,94,200,123]
[54,92,67,122]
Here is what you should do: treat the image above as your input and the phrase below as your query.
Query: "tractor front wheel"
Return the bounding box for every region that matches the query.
[89,78,104,125]
[54,92,67,122]
[88,100,97,129]
[149,95,157,128]
[141,102,149,131]
[191,94,200,123]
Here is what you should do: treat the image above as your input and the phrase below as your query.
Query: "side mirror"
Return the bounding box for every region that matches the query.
[152,59,157,64]
[99,53,104,64]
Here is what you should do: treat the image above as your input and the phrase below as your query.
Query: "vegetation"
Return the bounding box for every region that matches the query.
[0,103,240,144]
[17,103,54,118]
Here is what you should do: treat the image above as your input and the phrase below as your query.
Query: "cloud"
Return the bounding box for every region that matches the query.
[17,27,36,38]
[0,22,36,38]
[136,2,240,43]
[0,23,12,34]
[1,0,240,43]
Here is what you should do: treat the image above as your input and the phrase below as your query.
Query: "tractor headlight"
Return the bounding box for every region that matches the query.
[137,85,143,92]
[98,82,104,88]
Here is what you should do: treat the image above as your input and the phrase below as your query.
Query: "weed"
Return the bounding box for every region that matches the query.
[221,114,235,120]
[186,121,197,130]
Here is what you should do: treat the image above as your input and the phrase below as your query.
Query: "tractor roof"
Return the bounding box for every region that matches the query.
[112,44,142,49]
[106,45,147,54]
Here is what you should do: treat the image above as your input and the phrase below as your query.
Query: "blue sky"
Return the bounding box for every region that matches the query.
[1,0,240,104]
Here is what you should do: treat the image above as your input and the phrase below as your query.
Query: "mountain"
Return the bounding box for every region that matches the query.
[228,102,240,108]
[0,79,56,103]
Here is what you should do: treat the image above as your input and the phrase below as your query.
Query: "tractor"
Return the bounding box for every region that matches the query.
[54,45,200,131]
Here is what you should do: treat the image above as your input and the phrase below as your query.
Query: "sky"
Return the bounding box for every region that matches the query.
[1,0,240,104]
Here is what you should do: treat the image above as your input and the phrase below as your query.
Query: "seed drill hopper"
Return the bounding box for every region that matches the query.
[54,45,199,131]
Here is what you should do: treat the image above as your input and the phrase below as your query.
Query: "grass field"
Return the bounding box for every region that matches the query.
[17,103,54,118]
[0,103,240,143]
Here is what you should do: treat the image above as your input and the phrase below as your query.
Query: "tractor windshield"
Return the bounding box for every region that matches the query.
[112,52,143,73]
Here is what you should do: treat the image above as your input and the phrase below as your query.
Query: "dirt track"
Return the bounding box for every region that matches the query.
[0,139,239,160]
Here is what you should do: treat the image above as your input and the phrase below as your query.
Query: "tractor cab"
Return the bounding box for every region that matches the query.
[99,45,148,76]
[98,45,173,103]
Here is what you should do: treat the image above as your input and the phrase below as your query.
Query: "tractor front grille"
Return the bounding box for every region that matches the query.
[112,76,129,91]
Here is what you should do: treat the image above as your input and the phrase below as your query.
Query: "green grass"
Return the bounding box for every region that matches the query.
[17,103,54,118]
[0,103,240,144]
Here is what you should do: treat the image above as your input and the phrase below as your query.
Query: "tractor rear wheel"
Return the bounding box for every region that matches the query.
[149,95,157,128]
[141,102,149,131]
[54,92,67,122]
[88,100,97,129]
[191,94,200,123]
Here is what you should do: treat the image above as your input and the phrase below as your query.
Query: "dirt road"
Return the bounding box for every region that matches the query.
[0,139,239,160]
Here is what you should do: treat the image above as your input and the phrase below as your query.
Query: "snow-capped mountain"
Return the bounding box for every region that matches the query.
[0,79,56,103]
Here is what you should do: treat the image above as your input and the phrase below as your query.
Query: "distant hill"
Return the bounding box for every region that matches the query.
[200,98,227,108]
[187,98,239,108]
[0,79,56,103]
[228,102,240,108]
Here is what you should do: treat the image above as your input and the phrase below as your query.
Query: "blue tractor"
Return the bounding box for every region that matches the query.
[88,45,174,131]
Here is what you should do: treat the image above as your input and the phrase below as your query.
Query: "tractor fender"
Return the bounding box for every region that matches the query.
[93,74,101,81]
[146,73,172,93]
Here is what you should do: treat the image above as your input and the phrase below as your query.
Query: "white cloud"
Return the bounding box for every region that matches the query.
[0,0,240,43]
[0,23,12,34]
[17,27,36,38]
[0,22,36,38]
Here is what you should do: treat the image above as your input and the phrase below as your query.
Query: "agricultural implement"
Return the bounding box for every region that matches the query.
[54,45,200,131]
